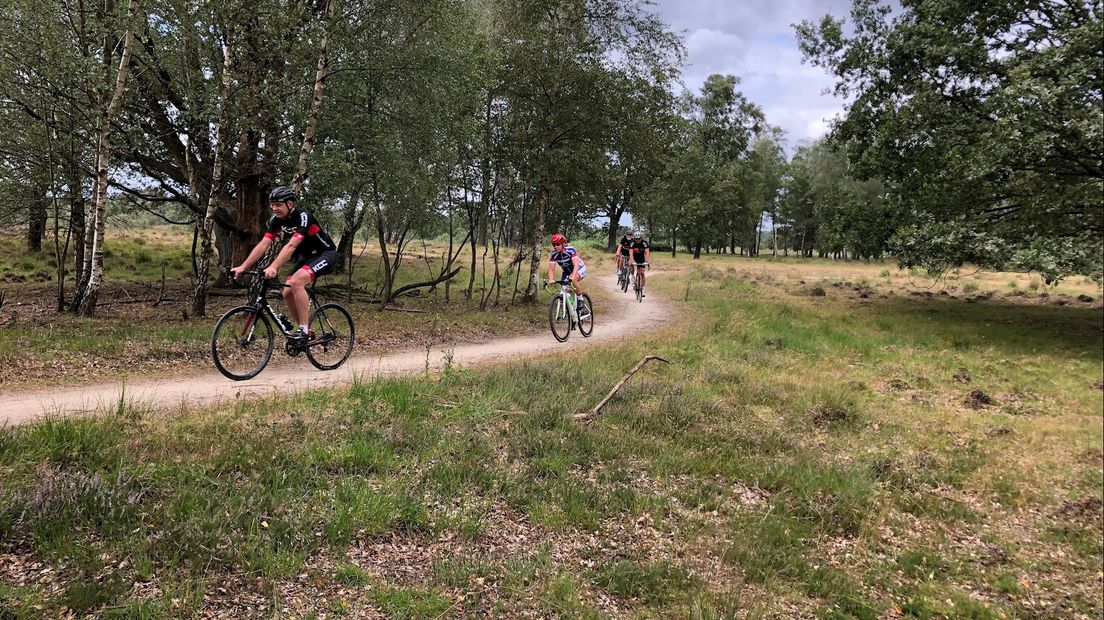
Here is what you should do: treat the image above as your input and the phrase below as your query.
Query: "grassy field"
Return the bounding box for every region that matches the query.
[1,246,1100,618]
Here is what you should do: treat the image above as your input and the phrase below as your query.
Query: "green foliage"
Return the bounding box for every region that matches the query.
[797,0,1104,279]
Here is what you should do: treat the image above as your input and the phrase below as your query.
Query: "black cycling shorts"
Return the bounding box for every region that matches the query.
[292,250,338,281]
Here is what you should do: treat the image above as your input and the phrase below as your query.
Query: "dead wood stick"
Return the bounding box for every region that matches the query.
[575,355,670,421]
[385,306,428,313]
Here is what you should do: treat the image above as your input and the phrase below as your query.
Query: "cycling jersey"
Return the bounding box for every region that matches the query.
[550,245,586,276]
[264,208,335,259]
[630,238,649,263]
[618,236,633,256]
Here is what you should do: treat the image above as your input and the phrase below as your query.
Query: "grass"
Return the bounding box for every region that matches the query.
[0,246,1101,617]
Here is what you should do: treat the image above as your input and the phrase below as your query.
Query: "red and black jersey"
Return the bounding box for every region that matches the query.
[264,208,335,259]
[629,238,649,262]
[618,235,633,256]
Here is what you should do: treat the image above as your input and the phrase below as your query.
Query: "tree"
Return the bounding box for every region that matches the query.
[797,0,1103,280]
[76,0,140,317]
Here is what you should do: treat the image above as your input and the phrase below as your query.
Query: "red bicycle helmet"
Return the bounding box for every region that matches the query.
[550,233,567,245]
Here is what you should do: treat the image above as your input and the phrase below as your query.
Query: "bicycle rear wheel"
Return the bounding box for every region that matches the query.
[577,294,594,337]
[620,269,629,292]
[635,272,644,302]
[306,303,355,370]
[212,306,274,380]
[548,295,570,342]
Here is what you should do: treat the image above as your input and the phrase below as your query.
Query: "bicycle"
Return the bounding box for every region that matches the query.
[617,257,630,292]
[545,278,593,342]
[632,261,649,302]
[211,269,355,380]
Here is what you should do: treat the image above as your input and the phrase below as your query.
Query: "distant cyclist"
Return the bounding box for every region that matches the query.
[614,231,633,280]
[230,185,337,342]
[546,232,586,302]
[629,230,650,297]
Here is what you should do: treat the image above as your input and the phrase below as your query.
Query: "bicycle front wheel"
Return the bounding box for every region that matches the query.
[577,294,594,337]
[635,273,644,302]
[212,306,274,380]
[306,303,355,370]
[548,295,570,342]
[620,271,629,292]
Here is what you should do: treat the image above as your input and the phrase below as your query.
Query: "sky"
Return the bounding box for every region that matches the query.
[650,0,855,154]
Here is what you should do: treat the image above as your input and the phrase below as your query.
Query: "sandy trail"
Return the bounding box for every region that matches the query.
[1,271,672,426]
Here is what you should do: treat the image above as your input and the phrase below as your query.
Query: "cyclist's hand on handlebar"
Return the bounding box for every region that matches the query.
[229,265,245,281]
[263,265,278,280]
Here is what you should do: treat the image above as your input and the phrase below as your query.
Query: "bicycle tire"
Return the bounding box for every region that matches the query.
[306,303,355,370]
[548,295,570,342]
[577,294,594,337]
[620,270,629,292]
[212,306,274,380]
[635,272,644,302]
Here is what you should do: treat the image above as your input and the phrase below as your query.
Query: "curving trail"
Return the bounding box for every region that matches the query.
[0,271,673,426]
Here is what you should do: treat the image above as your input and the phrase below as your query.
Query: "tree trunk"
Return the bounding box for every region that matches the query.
[78,0,138,317]
[523,185,547,302]
[28,172,47,253]
[478,92,493,246]
[605,199,625,252]
[191,31,234,318]
[335,188,364,273]
[291,0,334,193]
[692,237,702,259]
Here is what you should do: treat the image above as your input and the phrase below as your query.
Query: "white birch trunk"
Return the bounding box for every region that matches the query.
[78,0,139,317]
[191,32,236,318]
[292,0,335,194]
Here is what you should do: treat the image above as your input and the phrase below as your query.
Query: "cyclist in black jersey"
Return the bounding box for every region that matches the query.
[629,230,650,297]
[230,186,338,342]
[614,232,633,279]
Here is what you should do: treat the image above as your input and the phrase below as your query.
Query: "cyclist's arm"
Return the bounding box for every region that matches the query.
[644,247,650,264]
[232,237,274,276]
[547,258,556,284]
[267,235,303,273]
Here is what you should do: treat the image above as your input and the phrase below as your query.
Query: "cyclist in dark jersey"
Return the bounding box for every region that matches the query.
[614,232,633,280]
[230,186,338,342]
[629,230,650,297]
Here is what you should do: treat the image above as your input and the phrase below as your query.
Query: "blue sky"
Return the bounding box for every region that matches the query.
[651,0,855,152]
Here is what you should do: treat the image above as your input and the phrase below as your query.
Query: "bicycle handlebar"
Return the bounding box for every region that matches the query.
[225,267,288,288]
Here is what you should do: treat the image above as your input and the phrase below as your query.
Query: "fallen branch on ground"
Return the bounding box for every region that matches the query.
[574,355,671,421]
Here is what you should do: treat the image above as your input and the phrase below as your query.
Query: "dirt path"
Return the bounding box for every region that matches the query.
[1,272,673,426]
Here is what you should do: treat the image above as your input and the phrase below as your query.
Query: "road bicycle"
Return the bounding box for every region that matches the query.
[545,278,593,342]
[211,269,355,380]
[617,256,630,292]
[632,261,649,302]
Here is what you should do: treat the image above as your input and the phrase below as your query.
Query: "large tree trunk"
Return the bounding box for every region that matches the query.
[77,0,138,317]
[335,188,365,273]
[523,185,547,302]
[191,31,235,318]
[604,199,625,252]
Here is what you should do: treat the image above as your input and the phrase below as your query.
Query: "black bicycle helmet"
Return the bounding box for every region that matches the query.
[269,185,297,203]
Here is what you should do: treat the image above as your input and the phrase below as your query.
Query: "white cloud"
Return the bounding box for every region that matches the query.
[650,0,854,153]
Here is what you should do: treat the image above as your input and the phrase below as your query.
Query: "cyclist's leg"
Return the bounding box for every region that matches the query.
[288,252,336,326]
[571,266,585,296]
